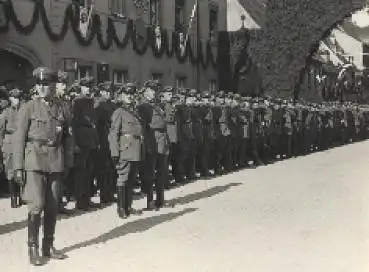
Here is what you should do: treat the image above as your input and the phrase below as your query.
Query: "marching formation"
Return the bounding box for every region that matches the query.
[1,66,369,266]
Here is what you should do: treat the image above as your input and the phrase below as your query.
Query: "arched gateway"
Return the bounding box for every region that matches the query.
[233,0,369,98]
[0,41,42,90]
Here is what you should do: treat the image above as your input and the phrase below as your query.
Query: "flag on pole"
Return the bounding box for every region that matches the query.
[184,0,198,49]
[80,1,95,38]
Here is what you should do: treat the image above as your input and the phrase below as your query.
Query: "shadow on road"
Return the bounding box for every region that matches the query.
[0,182,241,236]
[0,203,113,236]
[166,182,242,207]
[61,207,197,254]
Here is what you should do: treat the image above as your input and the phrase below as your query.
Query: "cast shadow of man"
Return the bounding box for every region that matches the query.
[61,207,197,254]
[166,182,242,207]
[0,182,242,236]
[0,202,114,236]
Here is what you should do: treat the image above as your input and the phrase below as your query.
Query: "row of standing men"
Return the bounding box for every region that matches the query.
[1,67,369,266]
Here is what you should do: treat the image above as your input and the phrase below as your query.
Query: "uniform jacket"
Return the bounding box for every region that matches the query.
[191,105,204,142]
[72,96,99,150]
[177,104,194,141]
[239,107,251,139]
[201,105,215,140]
[94,97,115,152]
[164,102,179,143]
[12,98,74,173]
[109,105,144,161]
[0,106,20,178]
[137,100,170,155]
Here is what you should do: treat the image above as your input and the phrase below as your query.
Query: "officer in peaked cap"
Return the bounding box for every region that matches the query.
[217,90,225,99]
[9,88,22,99]
[33,67,57,84]
[109,79,144,218]
[0,86,9,111]
[79,75,94,87]
[56,71,69,99]
[72,73,99,211]
[189,89,197,97]
[126,82,137,92]
[57,71,68,84]
[13,66,71,265]
[202,91,211,98]
[97,80,112,91]
[93,80,116,204]
[161,86,174,103]
[137,79,169,211]
[0,87,23,208]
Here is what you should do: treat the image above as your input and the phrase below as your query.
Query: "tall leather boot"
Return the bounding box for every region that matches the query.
[145,183,155,211]
[42,211,67,260]
[125,182,141,216]
[117,186,127,219]
[28,213,47,266]
[9,180,17,208]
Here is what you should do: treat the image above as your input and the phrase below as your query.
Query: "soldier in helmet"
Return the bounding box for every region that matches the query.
[0,88,23,207]
[71,76,99,210]
[12,67,72,265]
[109,83,144,218]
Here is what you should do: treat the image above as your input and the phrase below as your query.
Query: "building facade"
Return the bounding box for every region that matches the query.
[0,0,227,91]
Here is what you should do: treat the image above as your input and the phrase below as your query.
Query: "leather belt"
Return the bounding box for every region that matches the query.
[123,134,144,141]
[27,138,57,146]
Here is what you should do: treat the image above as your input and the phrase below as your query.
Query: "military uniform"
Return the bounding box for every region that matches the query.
[12,67,71,265]
[137,81,169,210]
[109,84,144,218]
[94,81,116,203]
[198,91,215,176]
[71,76,99,210]
[0,88,23,207]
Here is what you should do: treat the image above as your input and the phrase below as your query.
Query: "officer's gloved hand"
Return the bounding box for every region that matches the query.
[14,170,24,186]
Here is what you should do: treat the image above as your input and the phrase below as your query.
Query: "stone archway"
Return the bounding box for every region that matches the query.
[243,0,368,98]
[0,40,42,90]
[0,50,35,90]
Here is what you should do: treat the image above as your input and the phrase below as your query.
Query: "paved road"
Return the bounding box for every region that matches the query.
[1,141,369,271]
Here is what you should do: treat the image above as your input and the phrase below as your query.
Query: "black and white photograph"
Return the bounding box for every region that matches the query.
[0,0,369,271]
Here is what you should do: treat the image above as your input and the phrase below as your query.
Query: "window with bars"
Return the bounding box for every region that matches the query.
[175,0,185,33]
[176,76,186,89]
[150,0,161,26]
[152,72,163,83]
[76,65,93,80]
[209,80,217,92]
[113,70,128,84]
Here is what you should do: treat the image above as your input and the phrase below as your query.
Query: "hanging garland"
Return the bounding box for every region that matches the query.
[0,0,217,69]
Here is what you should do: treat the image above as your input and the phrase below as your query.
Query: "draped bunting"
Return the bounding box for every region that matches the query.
[0,1,216,70]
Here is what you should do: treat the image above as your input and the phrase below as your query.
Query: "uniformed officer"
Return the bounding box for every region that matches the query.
[71,76,99,210]
[94,81,116,203]
[12,67,72,265]
[137,80,169,210]
[109,84,144,218]
[198,91,215,177]
[161,86,180,187]
[0,88,22,207]
[55,71,75,214]
[0,86,9,194]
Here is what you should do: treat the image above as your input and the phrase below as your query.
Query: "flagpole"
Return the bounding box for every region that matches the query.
[196,0,200,92]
